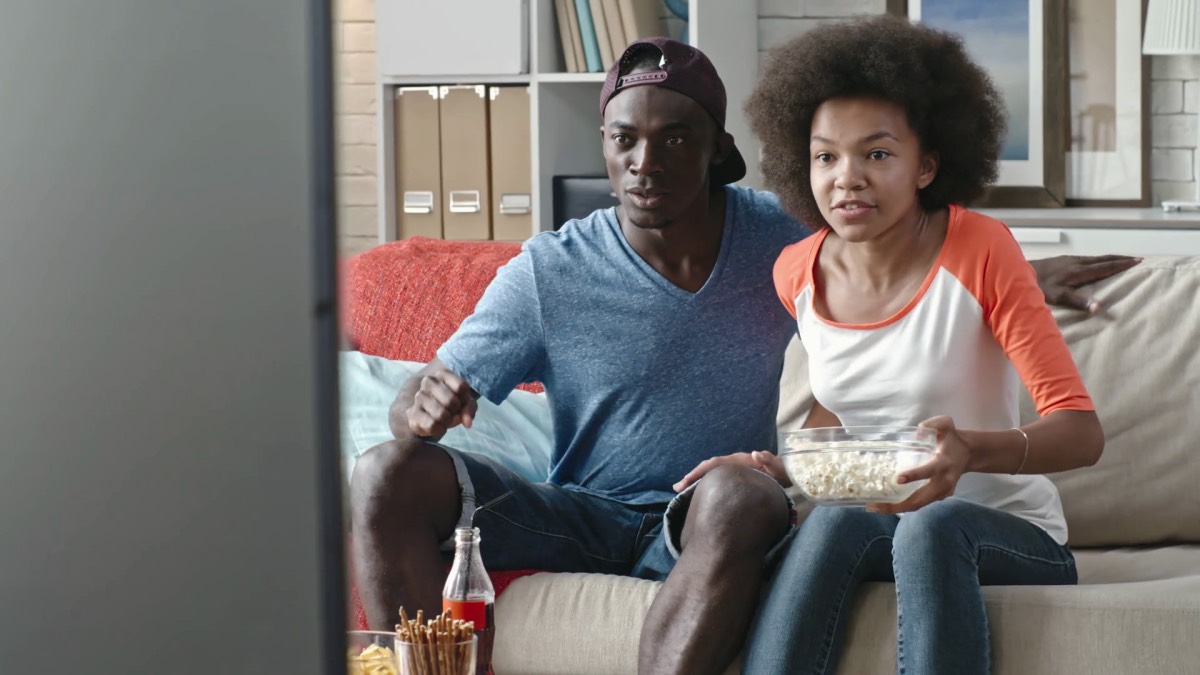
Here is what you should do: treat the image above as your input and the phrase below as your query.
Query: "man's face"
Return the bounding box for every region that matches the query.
[601,84,723,229]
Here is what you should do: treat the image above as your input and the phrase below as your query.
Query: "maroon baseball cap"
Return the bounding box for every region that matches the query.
[598,37,747,186]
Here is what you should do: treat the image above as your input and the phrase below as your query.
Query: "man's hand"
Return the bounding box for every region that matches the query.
[407,368,477,438]
[1029,255,1141,313]
[673,450,791,492]
[389,359,478,441]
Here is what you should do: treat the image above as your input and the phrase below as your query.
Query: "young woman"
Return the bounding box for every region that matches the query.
[689,16,1105,674]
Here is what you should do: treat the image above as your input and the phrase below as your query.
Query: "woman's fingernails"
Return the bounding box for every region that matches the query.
[1087,300,1102,313]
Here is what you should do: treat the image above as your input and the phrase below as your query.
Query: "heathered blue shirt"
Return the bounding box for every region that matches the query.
[438,186,810,504]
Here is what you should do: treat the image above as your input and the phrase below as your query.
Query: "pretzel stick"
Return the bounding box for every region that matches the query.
[459,620,473,675]
[427,625,437,675]
[442,616,452,675]
[416,623,427,675]
[432,624,441,675]
[444,619,454,675]
[452,620,461,674]
[428,623,435,675]
[434,621,445,675]
[453,623,464,675]
[440,619,450,675]
[405,625,416,675]
[458,619,468,672]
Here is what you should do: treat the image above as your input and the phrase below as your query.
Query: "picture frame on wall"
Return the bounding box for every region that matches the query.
[1064,0,1150,206]
[893,0,1070,208]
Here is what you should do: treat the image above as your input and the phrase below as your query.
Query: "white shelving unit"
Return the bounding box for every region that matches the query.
[374,0,760,243]
[980,207,1200,258]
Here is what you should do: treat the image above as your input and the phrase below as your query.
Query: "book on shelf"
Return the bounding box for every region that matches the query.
[619,0,666,44]
[554,0,582,72]
[588,0,614,68]
[554,0,664,74]
[573,0,603,72]
[601,0,627,63]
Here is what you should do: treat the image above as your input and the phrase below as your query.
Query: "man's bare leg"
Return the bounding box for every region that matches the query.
[638,464,791,675]
[350,438,461,629]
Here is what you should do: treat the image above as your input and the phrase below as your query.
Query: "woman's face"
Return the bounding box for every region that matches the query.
[809,96,938,242]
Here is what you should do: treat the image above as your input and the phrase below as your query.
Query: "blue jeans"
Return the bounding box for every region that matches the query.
[745,499,1078,675]
[439,444,795,582]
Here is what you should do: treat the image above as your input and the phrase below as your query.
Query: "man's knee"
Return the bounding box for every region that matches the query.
[349,438,459,530]
[687,464,789,549]
[350,437,427,497]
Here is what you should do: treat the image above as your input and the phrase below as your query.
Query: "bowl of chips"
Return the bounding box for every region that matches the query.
[347,630,398,675]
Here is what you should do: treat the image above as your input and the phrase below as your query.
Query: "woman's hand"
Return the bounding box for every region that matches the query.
[867,416,971,514]
[673,450,791,492]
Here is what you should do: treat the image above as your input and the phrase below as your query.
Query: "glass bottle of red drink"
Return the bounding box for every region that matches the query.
[442,526,495,675]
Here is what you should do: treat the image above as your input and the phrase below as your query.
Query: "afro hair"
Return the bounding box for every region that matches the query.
[745,14,1007,227]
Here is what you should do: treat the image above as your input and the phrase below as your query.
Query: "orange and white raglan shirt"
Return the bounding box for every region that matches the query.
[774,204,1095,544]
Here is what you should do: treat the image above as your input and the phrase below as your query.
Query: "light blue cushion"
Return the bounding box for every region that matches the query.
[338,351,552,484]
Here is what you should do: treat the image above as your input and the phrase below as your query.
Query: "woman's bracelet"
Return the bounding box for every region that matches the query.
[1011,427,1030,475]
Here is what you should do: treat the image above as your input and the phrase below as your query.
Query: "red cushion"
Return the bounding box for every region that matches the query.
[343,237,520,363]
[343,237,542,393]
[351,571,544,629]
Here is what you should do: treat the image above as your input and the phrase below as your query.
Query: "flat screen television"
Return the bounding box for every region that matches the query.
[0,1,345,672]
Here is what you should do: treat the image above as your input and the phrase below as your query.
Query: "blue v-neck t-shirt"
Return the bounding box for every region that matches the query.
[437,186,810,504]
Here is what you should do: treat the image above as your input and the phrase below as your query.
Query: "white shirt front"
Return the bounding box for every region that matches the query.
[775,206,1096,544]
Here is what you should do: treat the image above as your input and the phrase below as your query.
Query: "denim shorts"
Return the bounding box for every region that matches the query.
[437,444,797,582]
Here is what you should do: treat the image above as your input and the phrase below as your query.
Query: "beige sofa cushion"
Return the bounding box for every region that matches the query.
[836,563,1200,675]
[494,555,1200,675]
[777,256,1200,548]
[1074,545,1200,583]
[492,573,739,675]
[1025,257,1200,546]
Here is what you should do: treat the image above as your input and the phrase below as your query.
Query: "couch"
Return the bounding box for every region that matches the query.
[344,237,1200,674]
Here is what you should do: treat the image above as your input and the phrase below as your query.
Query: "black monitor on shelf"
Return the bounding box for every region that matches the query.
[552,175,621,229]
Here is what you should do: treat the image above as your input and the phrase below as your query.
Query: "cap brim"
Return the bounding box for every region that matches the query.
[710,143,747,186]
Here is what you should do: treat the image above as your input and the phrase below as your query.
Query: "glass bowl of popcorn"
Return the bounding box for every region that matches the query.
[780,426,937,506]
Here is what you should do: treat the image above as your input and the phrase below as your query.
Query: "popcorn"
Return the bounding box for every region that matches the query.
[782,440,928,503]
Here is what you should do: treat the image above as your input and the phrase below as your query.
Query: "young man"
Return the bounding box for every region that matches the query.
[351,38,1137,675]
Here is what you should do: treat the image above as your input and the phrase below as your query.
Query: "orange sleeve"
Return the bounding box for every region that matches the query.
[773,238,815,319]
[952,210,1094,415]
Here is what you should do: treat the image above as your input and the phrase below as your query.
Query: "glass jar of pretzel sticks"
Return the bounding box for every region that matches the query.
[396,608,478,675]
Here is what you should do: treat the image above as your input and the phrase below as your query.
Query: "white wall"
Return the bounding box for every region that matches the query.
[1150,56,1200,203]
[334,0,380,256]
[757,0,889,59]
